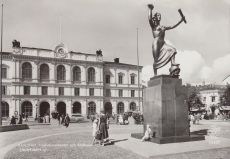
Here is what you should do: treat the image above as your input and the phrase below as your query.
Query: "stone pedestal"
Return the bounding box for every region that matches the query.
[131,75,205,144]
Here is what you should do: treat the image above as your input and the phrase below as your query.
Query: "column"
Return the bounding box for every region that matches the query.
[66,64,71,84]
[50,63,55,83]
[81,100,87,117]
[12,59,16,80]
[16,61,20,81]
[32,62,38,83]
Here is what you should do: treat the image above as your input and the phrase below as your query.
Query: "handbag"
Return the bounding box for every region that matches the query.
[95,130,101,140]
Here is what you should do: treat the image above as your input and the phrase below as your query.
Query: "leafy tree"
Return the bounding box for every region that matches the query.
[187,86,203,111]
[220,84,230,106]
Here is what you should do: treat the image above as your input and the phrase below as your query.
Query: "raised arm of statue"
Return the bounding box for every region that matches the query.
[165,16,185,30]
[147,4,154,28]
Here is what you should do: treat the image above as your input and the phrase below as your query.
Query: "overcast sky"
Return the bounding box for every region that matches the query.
[1,0,230,85]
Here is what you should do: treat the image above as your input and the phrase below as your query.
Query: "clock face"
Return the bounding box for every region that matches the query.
[58,48,64,54]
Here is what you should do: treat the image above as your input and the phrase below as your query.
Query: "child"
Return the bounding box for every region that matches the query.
[92,119,98,145]
[141,124,151,142]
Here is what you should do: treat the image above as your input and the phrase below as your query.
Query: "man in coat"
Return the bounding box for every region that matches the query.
[10,116,16,125]
[18,114,23,124]
[64,114,70,128]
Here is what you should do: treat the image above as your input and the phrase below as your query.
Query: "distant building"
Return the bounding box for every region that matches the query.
[196,84,228,114]
[1,40,143,119]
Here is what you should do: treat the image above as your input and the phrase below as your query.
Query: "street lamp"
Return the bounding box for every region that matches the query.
[35,104,38,120]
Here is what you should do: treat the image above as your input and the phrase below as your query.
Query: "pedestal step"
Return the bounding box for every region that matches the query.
[131,133,205,144]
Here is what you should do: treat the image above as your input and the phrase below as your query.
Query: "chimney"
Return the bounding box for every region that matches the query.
[114,58,119,63]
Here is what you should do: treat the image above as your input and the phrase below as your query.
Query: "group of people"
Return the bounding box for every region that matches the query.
[92,109,110,146]
[189,113,201,124]
[9,114,23,125]
[114,113,129,125]
[57,113,70,128]
[38,114,50,123]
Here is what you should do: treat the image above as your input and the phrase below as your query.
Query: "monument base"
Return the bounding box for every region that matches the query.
[0,124,30,132]
[131,133,205,144]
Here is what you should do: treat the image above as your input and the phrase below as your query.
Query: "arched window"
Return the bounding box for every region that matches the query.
[22,62,32,79]
[2,102,9,117]
[88,102,96,115]
[73,66,81,81]
[88,68,95,82]
[22,101,33,116]
[57,65,66,80]
[117,102,124,114]
[72,102,81,114]
[40,64,49,80]
[130,102,136,111]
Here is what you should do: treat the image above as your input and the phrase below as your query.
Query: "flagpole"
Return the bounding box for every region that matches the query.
[137,28,140,111]
[0,4,4,126]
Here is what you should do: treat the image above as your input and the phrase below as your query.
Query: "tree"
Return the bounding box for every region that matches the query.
[220,84,230,106]
[187,86,203,111]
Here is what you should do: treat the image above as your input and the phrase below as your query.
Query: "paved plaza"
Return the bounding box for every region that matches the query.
[0,119,230,159]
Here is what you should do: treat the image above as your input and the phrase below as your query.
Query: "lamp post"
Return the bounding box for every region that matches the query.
[35,104,38,120]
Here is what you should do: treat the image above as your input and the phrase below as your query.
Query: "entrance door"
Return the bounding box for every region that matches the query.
[57,102,66,116]
[40,102,50,117]
[105,102,112,116]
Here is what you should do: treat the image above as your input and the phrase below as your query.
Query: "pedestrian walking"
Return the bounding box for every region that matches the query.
[18,114,23,124]
[98,108,109,146]
[64,114,70,128]
[10,116,16,125]
[92,119,98,145]
[25,113,28,121]
[45,114,49,123]
[57,113,61,126]
[61,114,65,124]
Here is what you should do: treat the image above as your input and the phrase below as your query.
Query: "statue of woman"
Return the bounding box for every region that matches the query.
[147,4,185,76]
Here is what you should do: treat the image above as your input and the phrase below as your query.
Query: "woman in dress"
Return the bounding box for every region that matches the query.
[147,4,185,76]
[98,109,109,146]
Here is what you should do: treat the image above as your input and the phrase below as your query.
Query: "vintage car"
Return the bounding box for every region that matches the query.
[69,114,84,122]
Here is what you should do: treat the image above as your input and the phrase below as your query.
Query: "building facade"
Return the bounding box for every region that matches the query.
[196,84,226,114]
[1,41,143,119]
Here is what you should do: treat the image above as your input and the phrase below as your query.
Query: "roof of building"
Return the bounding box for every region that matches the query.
[196,85,226,91]
[2,52,12,55]
[104,61,143,68]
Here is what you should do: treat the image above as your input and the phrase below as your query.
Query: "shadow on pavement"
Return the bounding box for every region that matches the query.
[190,129,208,135]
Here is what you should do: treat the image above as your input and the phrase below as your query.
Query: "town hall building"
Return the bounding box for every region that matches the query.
[1,40,143,119]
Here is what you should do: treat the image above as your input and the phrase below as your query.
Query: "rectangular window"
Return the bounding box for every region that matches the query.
[2,68,7,78]
[2,86,6,95]
[89,88,94,96]
[119,90,123,97]
[118,75,123,84]
[131,90,135,97]
[24,86,30,95]
[106,89,111,97]
[106,75,110,83]
[212,97,215,102]
[42,86,48,95]
[131,76,135,84]
[74,88,80,96]
[59,87,64,96]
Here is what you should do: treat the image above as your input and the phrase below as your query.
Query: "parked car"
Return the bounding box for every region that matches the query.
[69,114,84,122]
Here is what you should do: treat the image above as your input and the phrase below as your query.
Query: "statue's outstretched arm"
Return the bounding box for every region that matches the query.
[165,17,185,30]
[148,4,154,28]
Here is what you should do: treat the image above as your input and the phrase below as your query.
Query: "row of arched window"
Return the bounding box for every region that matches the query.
[1,101,137,117]
[22,62,95,82]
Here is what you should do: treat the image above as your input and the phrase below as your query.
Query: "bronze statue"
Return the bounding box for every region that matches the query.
[147,4,186,77]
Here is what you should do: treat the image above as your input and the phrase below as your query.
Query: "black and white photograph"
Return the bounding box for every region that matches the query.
[0,0,230,158]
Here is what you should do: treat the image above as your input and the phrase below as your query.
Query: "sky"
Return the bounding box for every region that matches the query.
[0,0,230,85]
